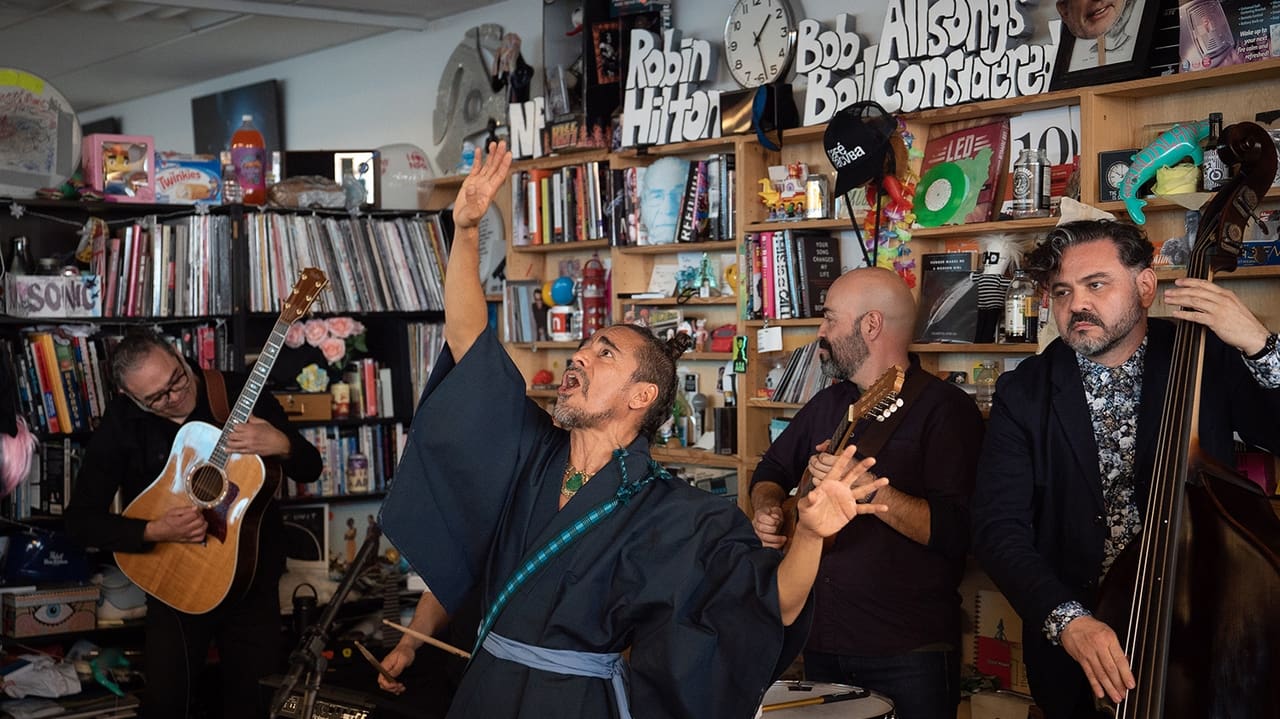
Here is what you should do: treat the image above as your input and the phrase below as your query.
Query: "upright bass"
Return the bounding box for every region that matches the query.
[1092,123,1280,718]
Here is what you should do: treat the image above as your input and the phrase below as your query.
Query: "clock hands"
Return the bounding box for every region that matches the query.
[751,12,773,83]
[752,13,772,47]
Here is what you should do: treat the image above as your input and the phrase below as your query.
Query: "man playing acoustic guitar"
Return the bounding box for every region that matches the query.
[66,330,322,719]
[750,267,983,719]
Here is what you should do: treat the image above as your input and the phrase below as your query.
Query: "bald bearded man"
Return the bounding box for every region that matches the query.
[750,268,984,719]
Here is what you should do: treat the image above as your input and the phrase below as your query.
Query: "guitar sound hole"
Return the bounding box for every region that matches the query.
[190,465,227,504]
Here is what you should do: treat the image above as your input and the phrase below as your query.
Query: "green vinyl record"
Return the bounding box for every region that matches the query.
[913,161,970,227]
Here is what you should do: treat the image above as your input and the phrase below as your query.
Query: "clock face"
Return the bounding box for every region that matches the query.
[1106,161,1129,189]
[723,0,796,88]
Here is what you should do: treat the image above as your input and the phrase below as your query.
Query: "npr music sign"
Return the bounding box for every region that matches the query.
[620,29,721,147]
[797,1,1061,124]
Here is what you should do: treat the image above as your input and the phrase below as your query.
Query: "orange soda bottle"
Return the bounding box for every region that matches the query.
[230,114,266,205]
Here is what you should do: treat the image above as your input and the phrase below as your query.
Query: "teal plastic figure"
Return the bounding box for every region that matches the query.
[1120,119,1210,224]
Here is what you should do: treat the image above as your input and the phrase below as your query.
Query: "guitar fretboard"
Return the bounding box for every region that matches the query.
[209,317,291,470]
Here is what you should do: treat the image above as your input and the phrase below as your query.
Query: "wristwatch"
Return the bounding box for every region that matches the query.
[1245,332,1278,361]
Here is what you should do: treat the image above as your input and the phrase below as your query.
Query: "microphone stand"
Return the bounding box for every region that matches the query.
[270,528,383,718]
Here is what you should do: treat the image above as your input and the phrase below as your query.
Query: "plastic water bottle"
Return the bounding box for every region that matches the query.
[221,165,244,205]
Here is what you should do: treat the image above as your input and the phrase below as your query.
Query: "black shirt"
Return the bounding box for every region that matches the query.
[65,363,323,578]
[750,365,983,655]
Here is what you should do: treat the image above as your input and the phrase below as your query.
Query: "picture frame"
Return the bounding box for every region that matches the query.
[1050,0,1161,90]
[190,79,284,157]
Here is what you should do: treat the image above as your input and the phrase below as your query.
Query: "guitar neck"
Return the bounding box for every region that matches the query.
[209,317,291,470]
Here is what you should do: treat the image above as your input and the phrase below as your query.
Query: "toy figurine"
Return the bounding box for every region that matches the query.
[1120,118,1210,224]
[491,33,534,104]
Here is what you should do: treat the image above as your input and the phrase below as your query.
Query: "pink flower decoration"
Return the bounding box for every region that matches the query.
[284,322,307,349]
[326,316,356,339]
[320,337,348,365]
[303,319,328,347]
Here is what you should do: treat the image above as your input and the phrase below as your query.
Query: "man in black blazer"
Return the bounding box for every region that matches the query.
[971,220,1280,717]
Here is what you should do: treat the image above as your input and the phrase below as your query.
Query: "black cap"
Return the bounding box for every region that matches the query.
[823,101,896,197]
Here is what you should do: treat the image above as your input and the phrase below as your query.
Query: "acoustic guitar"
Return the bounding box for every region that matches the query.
[116,268,328,614]
[780,365,906,545]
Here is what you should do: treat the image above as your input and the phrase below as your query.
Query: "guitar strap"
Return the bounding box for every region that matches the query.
[202,368,231,425]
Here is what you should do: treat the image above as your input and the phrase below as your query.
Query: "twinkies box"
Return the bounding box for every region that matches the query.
[155,152,222,204]
[2,585,99,638]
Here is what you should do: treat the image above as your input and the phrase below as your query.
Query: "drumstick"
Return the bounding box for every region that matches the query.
[353,640,400,683]
[762,688,867,712]
[382,619,472,659]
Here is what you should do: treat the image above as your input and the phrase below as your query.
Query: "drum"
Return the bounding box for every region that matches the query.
[757,681,895,718]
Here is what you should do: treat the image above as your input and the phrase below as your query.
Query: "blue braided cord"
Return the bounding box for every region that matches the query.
[471,448,668,657]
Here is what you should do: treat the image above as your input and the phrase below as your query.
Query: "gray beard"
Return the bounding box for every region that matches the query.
[820,332,869,381]
[1063,301,1144,359]
[552,402,614,429]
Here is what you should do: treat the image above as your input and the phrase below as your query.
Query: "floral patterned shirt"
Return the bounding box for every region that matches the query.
[1045,335,1280,643]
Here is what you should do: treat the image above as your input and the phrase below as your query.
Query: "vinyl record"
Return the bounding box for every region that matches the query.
[0,68,82,198]
[914,161,970,227]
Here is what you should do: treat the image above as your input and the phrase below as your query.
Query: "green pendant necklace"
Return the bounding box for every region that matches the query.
[562,464,592,498]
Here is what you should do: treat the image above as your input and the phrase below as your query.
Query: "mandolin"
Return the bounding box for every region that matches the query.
[115,268,328,614]
[779,365,906,545]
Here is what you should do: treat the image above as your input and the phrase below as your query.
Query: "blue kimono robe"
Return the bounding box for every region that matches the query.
[380,328,806,718]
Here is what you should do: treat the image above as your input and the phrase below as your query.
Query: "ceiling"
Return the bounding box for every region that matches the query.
[0,0,501,112]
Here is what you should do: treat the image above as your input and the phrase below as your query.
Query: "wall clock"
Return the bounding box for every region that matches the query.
[723,0,796,88]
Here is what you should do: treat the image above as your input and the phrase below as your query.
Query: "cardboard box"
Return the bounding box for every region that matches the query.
[273,392,333,422]
[2,585,99,638]
[82,133,156,203]
[3,274,101,318]
[155,152,222,204]
[1179,0,1278,72]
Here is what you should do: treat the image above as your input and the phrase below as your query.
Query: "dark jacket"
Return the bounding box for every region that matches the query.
[971,318,1280,715]
[66,362,322,580]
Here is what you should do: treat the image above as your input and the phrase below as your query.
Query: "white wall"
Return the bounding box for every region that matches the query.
[79,0,895,167]
[80,0,1058,170]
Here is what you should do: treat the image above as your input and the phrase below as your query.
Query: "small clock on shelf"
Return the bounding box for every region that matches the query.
[722,0,796,88]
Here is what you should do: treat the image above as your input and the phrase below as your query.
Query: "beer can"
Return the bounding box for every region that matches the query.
[805,174,829,220]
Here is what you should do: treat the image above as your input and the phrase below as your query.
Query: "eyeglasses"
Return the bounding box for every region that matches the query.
[137,364,191,410]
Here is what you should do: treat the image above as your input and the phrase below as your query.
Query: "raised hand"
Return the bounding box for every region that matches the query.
[796,445,888,538]
[453,140,513,230]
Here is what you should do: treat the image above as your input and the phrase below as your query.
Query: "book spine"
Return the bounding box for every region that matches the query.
[772,233,794,320]
[675,162,699,243]
[760,233,776,320]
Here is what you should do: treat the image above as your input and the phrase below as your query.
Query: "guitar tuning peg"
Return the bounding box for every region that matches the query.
[894,398,904,407]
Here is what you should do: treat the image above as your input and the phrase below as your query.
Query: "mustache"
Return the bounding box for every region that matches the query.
[818,338,833,352]
[1069,311,1104,328]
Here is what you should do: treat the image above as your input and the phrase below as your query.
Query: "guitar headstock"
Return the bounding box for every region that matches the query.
[848,365,907,424]
[281,268,329,322]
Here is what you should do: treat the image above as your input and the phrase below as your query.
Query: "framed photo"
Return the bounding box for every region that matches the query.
[1050,0,1161,90]
[191,79,284,156]
[281,503,329,569]
[592,21,621,85]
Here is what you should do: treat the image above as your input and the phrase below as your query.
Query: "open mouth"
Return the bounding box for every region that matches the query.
[559,371,583,395]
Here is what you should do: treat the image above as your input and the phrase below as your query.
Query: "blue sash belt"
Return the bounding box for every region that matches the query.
[482,632,630,719]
